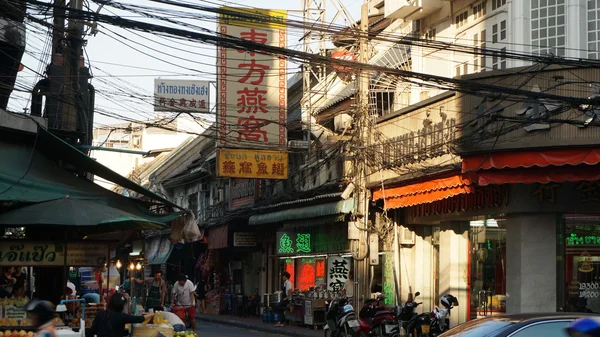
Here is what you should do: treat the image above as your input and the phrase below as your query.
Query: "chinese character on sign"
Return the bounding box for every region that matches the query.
[237,87,268,114]
[238,59,270,85]
[169,98,176,106]
[576,181,600,202]
[239,161,252,174]
[238,29,268,56]
[159,97,166,106]
[272,163,285,176]
[278,234,294,254]
[190,99,197,108]
[237,116,269,142]
[222,161,235,174]
[257,162,268,175]
[329,259,349,280]
[296,233,311,253]
[329,279,344,292]
[179,98,187,107]
[531,183,560,203]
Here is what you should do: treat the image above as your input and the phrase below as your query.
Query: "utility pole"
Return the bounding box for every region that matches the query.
[353,2,371,312]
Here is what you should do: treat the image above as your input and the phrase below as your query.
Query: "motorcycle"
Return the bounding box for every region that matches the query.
[384,292,422,337]
[405,294,459,337]
[324,298,362,337]
[358,295,395,336]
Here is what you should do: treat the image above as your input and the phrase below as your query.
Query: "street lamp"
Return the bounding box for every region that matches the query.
[136,262,142,271]
[129,262,135,271]
[116,260,122,269]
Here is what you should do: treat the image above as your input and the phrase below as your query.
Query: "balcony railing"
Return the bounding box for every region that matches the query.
[197,202,226,223]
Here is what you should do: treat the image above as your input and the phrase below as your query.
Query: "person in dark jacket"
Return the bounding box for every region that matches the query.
[88,294,153,337]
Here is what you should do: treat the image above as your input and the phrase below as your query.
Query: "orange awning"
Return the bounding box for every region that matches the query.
[462,148,600,172]
[373,174,473,209]
[477,165,600,186]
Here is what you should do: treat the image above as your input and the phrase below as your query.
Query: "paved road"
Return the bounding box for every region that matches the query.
[196,320,289,336]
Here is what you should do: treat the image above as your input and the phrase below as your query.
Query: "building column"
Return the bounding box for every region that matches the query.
[505,213,557,313]
[439,221,469,327]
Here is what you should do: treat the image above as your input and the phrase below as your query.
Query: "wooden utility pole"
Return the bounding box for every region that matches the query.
[354,2,371,312]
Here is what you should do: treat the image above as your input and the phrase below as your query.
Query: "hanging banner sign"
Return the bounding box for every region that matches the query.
[217,7,287,149]
[217,148,288,179]
[154,79,210,113]
[0,242,107,267]
[327,256,351,292]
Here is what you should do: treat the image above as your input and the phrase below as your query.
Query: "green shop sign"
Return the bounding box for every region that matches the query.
[567,233,600,246]
[276,232,312,254]
[0,241,108,266]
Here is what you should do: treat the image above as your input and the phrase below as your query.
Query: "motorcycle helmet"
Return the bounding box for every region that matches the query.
[343,304,354,313]
[26,300,56,328]
[566,317,600,337]
[440,294,459,309]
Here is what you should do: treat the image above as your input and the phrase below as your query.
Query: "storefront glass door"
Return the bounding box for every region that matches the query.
[469,218,507,320]
[564,215,600,313]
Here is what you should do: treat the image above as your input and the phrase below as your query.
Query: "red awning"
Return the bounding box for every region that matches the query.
[477,165,600,186]
[373,174,473,209]
[462,148,600,172]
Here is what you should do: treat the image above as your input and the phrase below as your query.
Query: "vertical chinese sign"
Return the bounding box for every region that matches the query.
[327,256,351,292]
[217,7,287,150]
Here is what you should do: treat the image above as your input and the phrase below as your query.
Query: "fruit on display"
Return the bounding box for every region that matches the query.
[173,332,197,337]
[0,297,29,307]
[0,331,34,337]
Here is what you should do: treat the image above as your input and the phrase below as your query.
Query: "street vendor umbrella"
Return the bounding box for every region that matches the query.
[0,197,174,230]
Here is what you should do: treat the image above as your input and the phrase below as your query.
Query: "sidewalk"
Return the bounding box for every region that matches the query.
[195,313,324,337]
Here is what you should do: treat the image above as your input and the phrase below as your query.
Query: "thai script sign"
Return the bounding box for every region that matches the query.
[0,242,107,266]
[233,232,257,247]
[3,305,26,320]
[217,148,288,179]
[567,233,600,246]
[410,185,509,218]
[217,7,287,149]
[327,257,351,292]
[154,79,210,113]
[230,179,259,209]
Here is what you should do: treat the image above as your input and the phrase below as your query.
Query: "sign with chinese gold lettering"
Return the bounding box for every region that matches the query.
[0,242,107,267]
[217,7,287,149]
[217,148,288,179]
[154,79,210,113]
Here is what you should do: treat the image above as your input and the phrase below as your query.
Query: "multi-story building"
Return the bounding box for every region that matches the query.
[91,115,204,189]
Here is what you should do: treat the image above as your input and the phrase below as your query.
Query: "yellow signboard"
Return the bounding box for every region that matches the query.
[217,149,288,179]
[218,7,287,29]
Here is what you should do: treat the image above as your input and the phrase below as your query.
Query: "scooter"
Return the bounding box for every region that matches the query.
[324,298,362,337]
[385,292,422,337]
[406,294,458,337]
[358,295,395,336]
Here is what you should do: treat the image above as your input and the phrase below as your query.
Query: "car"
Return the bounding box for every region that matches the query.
[438,313,600,337]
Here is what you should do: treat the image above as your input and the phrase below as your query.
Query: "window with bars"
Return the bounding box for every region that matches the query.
[473,1,487,19]
[588,0,600,59]
[492,0,506,10]
[531,0,566,56]
[455,10,469,28]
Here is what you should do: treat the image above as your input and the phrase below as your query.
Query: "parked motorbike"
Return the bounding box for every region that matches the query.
[358,295,395,336]
[324,298,362,337]
[405,294,459,337]
[384,292,422,337]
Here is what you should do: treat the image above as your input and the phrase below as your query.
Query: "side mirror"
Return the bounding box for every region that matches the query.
[415,292,421,297]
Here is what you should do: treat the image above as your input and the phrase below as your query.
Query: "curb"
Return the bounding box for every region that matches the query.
[195,315,322,337]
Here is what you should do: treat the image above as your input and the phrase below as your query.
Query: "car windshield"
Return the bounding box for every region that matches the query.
[438,319,514,337]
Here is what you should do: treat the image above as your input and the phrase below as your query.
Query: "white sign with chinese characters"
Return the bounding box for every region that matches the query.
[217,7,287,149]
[154,79,210,113]
[327,257,351,292]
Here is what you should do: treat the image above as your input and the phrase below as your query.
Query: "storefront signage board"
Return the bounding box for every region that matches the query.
[0,242,107,266]
[217,7,287,149]
[154,79,210,113]
[382,252,395,305]
[230,179,259,209]
[217,148,288,179]
[327,257,351,291]
[276,225,349,256]
[3,305,26,320]
[233,232,257,247]
[567,233,600,246]
[276,232,312,254]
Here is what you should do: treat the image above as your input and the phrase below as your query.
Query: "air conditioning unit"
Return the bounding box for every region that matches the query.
[199,183,209,192]
[398,225,416,245]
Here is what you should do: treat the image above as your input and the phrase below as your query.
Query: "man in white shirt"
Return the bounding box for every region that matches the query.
[171,274,196,331]
[274,272,292,327]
